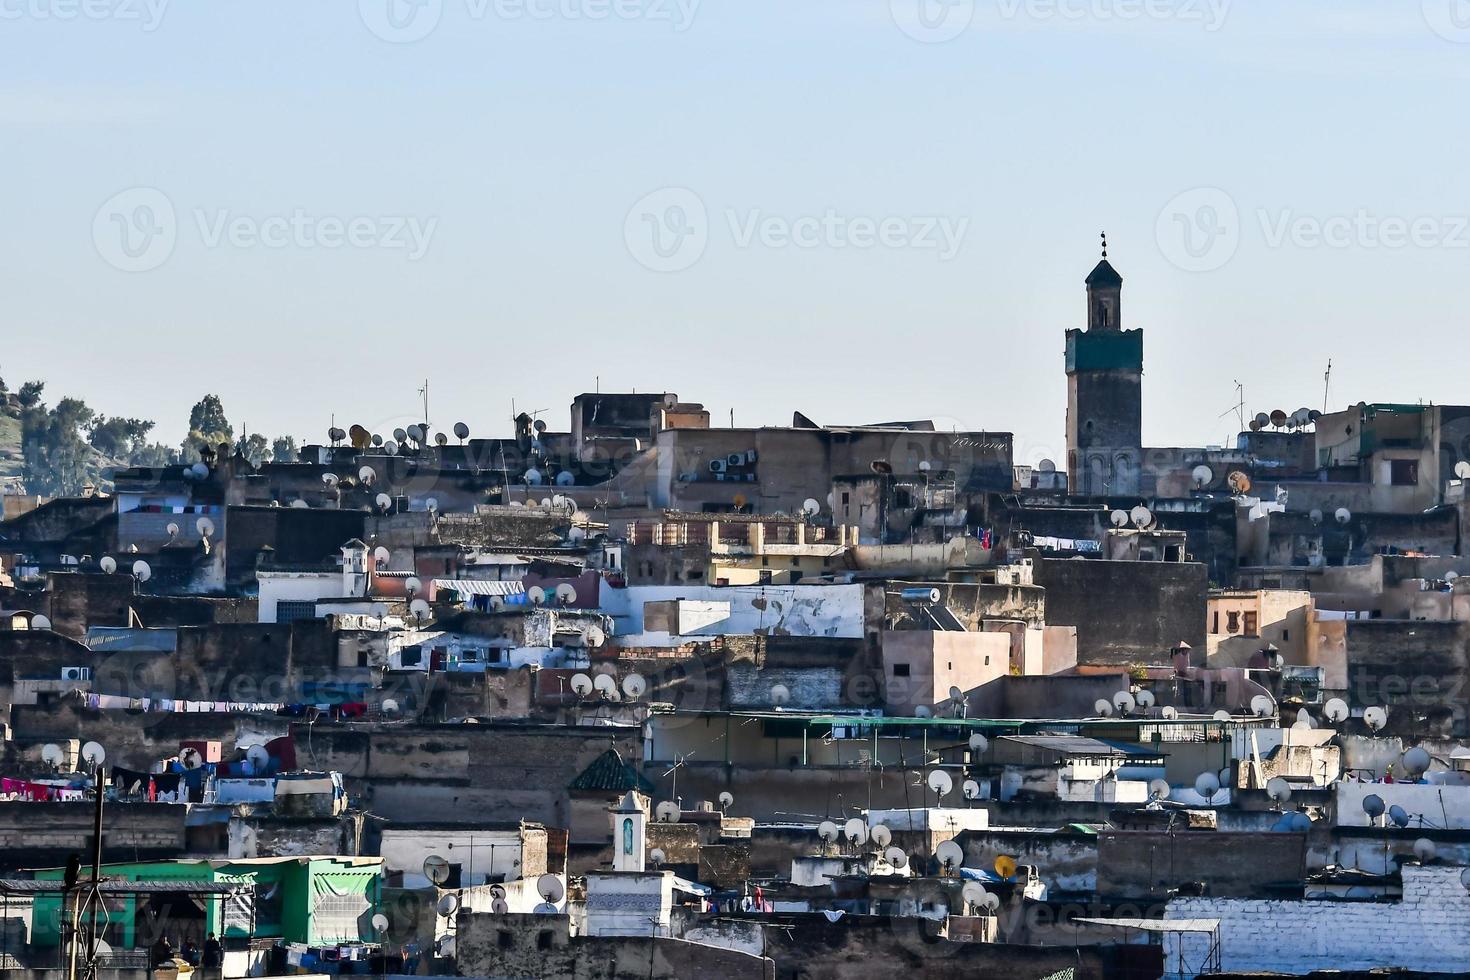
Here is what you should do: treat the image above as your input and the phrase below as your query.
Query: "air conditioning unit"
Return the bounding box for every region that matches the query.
[727,453,745,467]
[61,667,92,682]
[746,449,758,463]
[709,459,726,473]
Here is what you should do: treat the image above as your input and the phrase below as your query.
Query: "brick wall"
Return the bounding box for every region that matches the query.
[1166,865,1470,975]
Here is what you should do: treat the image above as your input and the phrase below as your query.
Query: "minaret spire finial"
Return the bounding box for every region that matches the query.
[1100,231,1108,259]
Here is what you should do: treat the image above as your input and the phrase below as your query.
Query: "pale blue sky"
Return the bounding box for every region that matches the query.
[4,0,1469,465]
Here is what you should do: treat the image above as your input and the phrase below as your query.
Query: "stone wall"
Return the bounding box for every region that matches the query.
[1097,830,1306,900]
[0,802,186,870]
[1035,557,1208,665]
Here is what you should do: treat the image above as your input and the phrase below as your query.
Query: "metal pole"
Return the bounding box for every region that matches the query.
[84,777,104,980]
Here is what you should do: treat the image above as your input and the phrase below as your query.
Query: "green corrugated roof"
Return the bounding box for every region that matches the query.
[568,749,655,794]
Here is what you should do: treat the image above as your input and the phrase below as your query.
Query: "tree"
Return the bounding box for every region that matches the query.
[16,380,44,410]
[182,394,233,461]
[272,434,298,463]
[89,416,157,461]
[235,432,270,467]
[22,396,99,496]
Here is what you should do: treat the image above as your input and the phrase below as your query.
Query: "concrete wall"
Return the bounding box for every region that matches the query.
[880,631,1010,715]
[603,584,865,644]
[1097,830,1306,900]
[1166,866,1470,975]
[1035,558,1208,665]
[0,802,186,870]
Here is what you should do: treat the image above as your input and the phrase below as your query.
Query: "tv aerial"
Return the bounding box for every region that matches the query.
[1266,777,1292,804]
[843,818,868,847]
[1194,771,1221,803]
[1148,779,1170,801]
[537,874,565,905]
[870,824,892,847]
[718,791,734,812]
[962,780,982,801]
[884,846,908,869]
[1093,699,1114,718]
[621,673,647,699]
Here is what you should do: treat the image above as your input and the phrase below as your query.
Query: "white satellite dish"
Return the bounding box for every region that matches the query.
[179,747,203,770]
[371,913,390,933]
[884,846,908,869]
[375,493,393,511]
[422,855,451,885]
[843,818,868,845]
[1413,838,1436,862]
[1194,771,1220,799]
[718,790,734,810]
[655,801,680,823]
[1266,777,1292,803]
[166,522,180,539]
[871,824,892,847]
[770,684,791,707]
[1364,706,1388,732]
[1324,698,1349,723]
[290,499,309,509]
[555,583,578,604]
[321,473,338,487]
[592,673,618,699]
[1110,509,1129,528]
[1335,507,1352,525]
[961,881,988,907]
[968,733,988,754]
[1148,778,1170,801]
[962,779,981,800]
[1130,505,1153,528]
[1292,711,1315,731]
[1402,746,1432,776]
[622,673,647,699]
[81,741,106,766]
[1191,464,1214,488]
[802,498,821,517]
[1093,699,1114,718]
[196,517,215,537]
[358,466,376,486]
[1251,694,1275,718]
[373,546,391,565]
[405,576,422,596]
[649,849,666,867]
[981,892,1001,913]
[409,598,431,621]
[246,745,271,769]
[1456,461,1470,480]
[584,625,607,648]
[818,821,840,844]
[436,894,459,917]
[936,840,964,872]
[1213,709,1232,722]
[537,874,565,903]
[40,744,65,767]
[1160,705,1179,720]
[380,699,401,718]
[31,614,52,631]
[131,560,151,583]
[570,673,594,696]
[425,497,439,514]
[1112,691,1136,715]
[1135,689,1155,709]
[926,770,954,797]
[383,441,398,456]
[99,556,117,574]
[527,586,546,605]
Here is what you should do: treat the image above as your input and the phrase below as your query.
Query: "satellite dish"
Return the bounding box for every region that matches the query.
[649,849,666,867]
[41,744,64,767]
[1388,804,1411,829]
[246,745,271,769]
[358,466,376,486]
[1093,699,1114,718]
[1292,711,1315,731]
[770,684,791,707]
[166,522,180,539]
[371,912,390,933]
[843,818,868,845]
[914,705,932,719]
[948,685,964,705]
[961,881,987,907]
[1324,698,1349,723]
[190,462,209,480]
[99,556,117,574]
[1309,508,1324,525]
[425,497,439,514]
[537,874,565,903]
[1038,458,1057,473]
[131,560,151,583]
[81,741,106,766]
[1191,465,1214,488]
[718,790,734,810]
[1335,507,1352,525]
[527,586,546,605]
[802,498,821,517]
[1456,461,1470,480]
[555,470,576,487]
[584,625,607,648]
[406,425,424,444]
[871,824,892,847]
[410,598,431,621]
[1266,777,1292,803]
[196,517,215,537]
[1112,691,1137,715]
[818,821,840,844]
[968,733,988,754]
[1228,471,1252,495]
[1413,838,1436,862]
[451,422,470,442]
[180,747,203,770]
[1160,706,1179,720]
[1364,706,1388,732]
[1129,505,1153,528]
[289,499,309,509]
[375,493,393,511]
[380,699,400,718]
[31,615,52,631]
[422,855,451,885]
[1213,710,1232,722]
[1289,812,1311,832]
[1251,694,1275,718]
[393,428,407,443]
[372,434,383,447]
[962,779,981,800]
[936,840,964,872]
[655,801,680,823]
[1402,746,1432,776]
[1135,689,1155,709]
[436,894,459,917]
[1194,772,1220,799]
[405,576,422,596]
[927,770,954,797]
[321,473,339,487]
[524,468,544,486]
[434,432,448,448]
[1148,778,1170,801]
[885,846,908,869]
[981,892,1001,912]
[373,546,391,565]
[383,441,398,456]
[1361,794,1386,818]
[555,583,578,604]
[1110,509,1129,528]
[532,902,558,915]
[592,673,618,699]
[621,673,647,699]
[994,855,1018,880]
[570,673,594,696]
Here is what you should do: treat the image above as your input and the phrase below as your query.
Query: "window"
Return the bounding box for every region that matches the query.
[790,557,800,567]
[276,600,318,624]
[537,931,553,951]
[1243,611,1258,636]
[1226,611,1240,633]
[1390,459,1419,486]
[892,664,910,677]
[893,488,913,509]
[841,492,850,506]
[1212,612,1220,633]
[498,931,513,950]
[1282,629,1290,641]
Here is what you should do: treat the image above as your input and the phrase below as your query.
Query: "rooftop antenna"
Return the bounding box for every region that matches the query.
[1323,359,1333,413]
[419,379,430,430]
